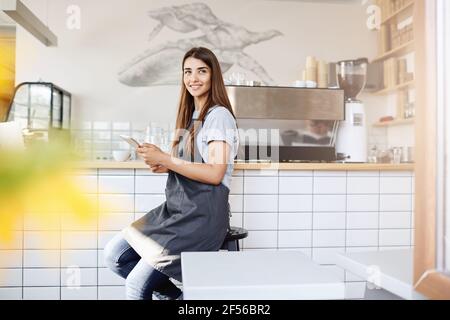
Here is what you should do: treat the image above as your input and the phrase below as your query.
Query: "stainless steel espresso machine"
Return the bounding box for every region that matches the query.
[225,85,345,163]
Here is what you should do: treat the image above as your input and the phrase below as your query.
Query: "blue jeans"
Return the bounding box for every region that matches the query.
[104,232,182,300]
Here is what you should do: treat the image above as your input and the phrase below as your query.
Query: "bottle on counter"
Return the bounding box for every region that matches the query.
[305,56,317,83]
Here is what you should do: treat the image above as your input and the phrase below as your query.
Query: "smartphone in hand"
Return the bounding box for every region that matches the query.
[119,135,142,149]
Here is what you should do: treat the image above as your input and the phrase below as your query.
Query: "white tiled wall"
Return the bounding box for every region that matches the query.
[0,169,414,300]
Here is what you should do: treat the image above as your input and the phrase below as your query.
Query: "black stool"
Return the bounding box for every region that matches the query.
[220,226,248,251]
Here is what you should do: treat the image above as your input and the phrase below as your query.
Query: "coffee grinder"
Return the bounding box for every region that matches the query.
[335,58,369,162]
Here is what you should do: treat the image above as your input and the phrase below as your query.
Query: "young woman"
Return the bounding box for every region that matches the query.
[104,47,239,300]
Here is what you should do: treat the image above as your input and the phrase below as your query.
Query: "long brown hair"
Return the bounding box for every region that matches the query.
[172,47,235,157]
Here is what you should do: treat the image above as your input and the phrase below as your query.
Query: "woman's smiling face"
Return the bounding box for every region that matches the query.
[183,57,212,99]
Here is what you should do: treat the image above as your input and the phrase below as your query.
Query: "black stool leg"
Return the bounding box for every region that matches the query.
[227,240,239,251]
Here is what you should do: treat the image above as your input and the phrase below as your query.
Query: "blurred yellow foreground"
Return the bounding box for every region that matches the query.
[0,142,97,244]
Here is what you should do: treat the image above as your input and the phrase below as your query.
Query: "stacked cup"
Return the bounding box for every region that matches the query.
[317,60,328,88]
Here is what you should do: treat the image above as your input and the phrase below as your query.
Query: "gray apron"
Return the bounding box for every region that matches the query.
[122,109,230,282]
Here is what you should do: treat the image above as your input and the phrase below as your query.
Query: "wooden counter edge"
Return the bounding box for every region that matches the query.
[71,161,415,171]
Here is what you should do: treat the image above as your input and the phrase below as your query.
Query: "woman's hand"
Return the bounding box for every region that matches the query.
[137,143,169,167]
[150,164,169,173]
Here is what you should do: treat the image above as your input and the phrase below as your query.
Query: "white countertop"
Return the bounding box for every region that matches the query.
[336,249,426,300]
[181,250,345,300]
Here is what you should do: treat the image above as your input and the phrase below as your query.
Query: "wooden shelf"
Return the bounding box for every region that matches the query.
[372,40,415,62]
[381,1,414,25]
[373,80,415,95]
[373,118,415,127]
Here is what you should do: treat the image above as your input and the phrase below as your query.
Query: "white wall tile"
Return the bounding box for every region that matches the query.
[232,170,244,176]
[244,213,277,230]
[98,231,118,249]
[24,213,60,231]
[279,177,313,194]
[0,251,22,268]
[346,230,378,247]
[313,177,346,194]
[380,171,412,177]
[229,176,243,194]
[278,230,311,248]
[313,230,345,247]
[24,269,60,286]
[98,250,106,268]
[98,268,125,285]
[0,232,23,250]
[72,175,98,194]
[99,169,133,176]
[313,212,345,230]
[379,212,411,229]
[61,287,97,300]
[347,177,379,194]
[61,250,97,268]
[244,176,278,194]
[99,194,134,212]
[345,247,378,253]
[379,246,411,251]
[347,195,379,212]
[0,269,22,286]
[135,169,168,176]
[347,171,379,177]
[24,231,60,249]
[23,287,60,300]
[347,212,378,229]
[314,171,346,177]
[242,231,277,248]
[380,177,412,194]
[98,213,134,231]
[61,214,97,231]
[244,169,278,176]
[279,195,312,212]
[279,170,313,176]
[61,267,97,287]
[229,195,243,212]
[98,286,126,300]
[135,176,167,194]
[312,247,345,265]
[99,176,134,194]
[244,195,277,212]
[313,195,346,212]
[229,213,243,228]
[61,232,97,249]
[278,212,312,230]
[134,212,146,220]
[24,250,60,268]
[380,195,412,211]
[135,195,165,213]
[379,230,411,246]
[0,288,22,300]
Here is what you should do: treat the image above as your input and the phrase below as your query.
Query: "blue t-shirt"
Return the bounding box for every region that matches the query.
[192,106,239,188]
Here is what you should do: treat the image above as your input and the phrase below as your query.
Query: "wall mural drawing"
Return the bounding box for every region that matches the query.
[117,2,283,87]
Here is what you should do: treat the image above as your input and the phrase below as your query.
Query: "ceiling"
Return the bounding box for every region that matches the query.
[0,0,360,26]
[0,11,15,26]
[270,0,361,3]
